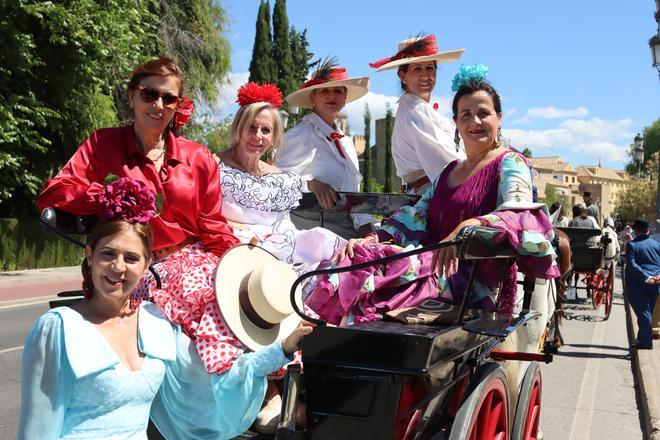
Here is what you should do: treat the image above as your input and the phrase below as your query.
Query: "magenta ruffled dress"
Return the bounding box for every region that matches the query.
[306,150,559,325]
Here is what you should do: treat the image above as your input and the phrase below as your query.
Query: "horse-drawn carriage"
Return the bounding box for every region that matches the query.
[558,226,615,320]
[41,190,560,440]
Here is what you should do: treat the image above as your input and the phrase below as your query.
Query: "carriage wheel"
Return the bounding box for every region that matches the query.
[603,262,614,320]
[512,362,542,440]
[449,365,509,440]
[590,271,604,310]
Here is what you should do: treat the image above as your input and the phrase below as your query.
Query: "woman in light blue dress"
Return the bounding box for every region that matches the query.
[19,178,311,439]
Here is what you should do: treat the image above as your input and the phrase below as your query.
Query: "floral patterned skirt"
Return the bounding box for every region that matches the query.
[135,243,300,376]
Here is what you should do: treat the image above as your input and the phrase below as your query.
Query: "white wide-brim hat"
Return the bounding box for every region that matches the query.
[215,244,302,351]
[285,66,370,109]
[369,34,464,72]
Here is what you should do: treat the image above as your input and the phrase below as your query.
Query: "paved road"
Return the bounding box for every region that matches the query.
[540,268,644,439]
[0,271,645,439]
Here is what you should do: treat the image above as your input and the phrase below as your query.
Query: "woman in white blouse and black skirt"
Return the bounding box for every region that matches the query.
[370,34,466,194]
[276,59,372,237]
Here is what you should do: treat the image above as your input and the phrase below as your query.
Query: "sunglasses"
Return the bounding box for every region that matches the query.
[136,85,180,108]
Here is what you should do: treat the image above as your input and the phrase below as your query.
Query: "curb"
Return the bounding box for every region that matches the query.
[624,290,660,440]
[0,266,82,288]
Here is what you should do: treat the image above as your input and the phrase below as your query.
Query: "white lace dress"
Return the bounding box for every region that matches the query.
[219,163,345,272]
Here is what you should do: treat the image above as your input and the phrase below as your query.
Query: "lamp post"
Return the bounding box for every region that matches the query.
[634,133,645,174]
[652,0,660,80]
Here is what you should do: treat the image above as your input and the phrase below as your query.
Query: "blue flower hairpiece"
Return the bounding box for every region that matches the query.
[451,63,489,92]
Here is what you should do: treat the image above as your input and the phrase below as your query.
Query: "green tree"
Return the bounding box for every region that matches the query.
[542,186,569,210]
[0,0,232,217]
[624,118,660,176]
[248,1,275,84]
[363,104,373,192]
[614,152,658,223]
[272,0,296,99]
[522,147,533,158]
[384,104,394,192]
[290,27,314,86]
[156,0,231,105]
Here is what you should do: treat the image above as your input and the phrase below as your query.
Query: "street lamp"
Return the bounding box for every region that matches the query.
[634,133,645,174]
[651,35,660,80]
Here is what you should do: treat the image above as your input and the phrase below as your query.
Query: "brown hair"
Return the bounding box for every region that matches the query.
[127,57,185,97]
[451,80,502,119]
[82,221,153,298]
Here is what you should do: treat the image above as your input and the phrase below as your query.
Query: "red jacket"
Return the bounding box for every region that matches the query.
[38,126,238,257]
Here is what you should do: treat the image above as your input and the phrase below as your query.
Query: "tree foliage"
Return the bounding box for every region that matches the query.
[363,104,372,192]
[248,1,275,84]
[613,153,659,223]
[542,186,569,210]
[624,118,660,176]
[384,104,394,192]
[272,0,296,99]
[0,0,231,217]
[522,147,533,158]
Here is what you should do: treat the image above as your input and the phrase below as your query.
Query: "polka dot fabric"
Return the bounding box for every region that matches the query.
[139,243,244,374]
[137,243,307,377]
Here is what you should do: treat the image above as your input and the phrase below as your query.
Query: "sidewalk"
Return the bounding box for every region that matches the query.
[625,293,660,439]
[0,266,82,302]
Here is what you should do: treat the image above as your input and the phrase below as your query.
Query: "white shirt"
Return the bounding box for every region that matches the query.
[277,112,371,229]
[392,92,465,182]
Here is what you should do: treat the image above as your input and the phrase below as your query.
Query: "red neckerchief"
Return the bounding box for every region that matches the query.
[328,132,346,159]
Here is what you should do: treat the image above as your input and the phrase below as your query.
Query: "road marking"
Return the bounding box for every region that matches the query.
[0,346,23,355]
[567,313,607,440]
[0,296,58,310]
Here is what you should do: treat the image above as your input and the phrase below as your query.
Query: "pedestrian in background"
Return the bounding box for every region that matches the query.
[568,203,599,229]
[583,191,600,226]
[625,219,660,349]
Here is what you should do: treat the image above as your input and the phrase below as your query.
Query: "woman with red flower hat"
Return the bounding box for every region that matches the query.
[37,58,243,376]
[217,82,345,273]
[370,34,466,194]
[275,58,374,237]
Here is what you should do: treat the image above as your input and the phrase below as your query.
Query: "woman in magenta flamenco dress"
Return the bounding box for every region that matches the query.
[306,65,560,326]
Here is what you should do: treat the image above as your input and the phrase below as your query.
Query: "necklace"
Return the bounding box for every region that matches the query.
[150,147,166,163]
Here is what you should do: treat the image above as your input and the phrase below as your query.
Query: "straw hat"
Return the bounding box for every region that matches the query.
[215,244,302,351]
[285,64,370,109]
[369,34,464,72]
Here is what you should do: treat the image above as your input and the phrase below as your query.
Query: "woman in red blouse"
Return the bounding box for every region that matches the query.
[38,58,241,374]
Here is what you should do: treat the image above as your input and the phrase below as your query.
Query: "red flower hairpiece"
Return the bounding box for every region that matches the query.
[173,98,194,131]
[99,177,156,223]
[236,82,283,108]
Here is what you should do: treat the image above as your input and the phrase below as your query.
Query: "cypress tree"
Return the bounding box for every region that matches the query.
[363,104,372,192]
[248,1,275,84]
[384,104,394,192]
[290,27,314,86]
[272,0,296,97]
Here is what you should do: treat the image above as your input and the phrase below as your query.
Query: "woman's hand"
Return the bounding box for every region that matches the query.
[430,218,481,277]
[228,220,249,231]
[307,179,337,209]
[281,321,315,357]
[335,234,379,262]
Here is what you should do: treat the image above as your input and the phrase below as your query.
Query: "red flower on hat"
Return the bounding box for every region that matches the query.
[173,98,194,131]
[99,177,156,223]
[236,82,283,108]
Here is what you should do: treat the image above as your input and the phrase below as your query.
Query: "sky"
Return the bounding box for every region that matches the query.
[213,0,660,169]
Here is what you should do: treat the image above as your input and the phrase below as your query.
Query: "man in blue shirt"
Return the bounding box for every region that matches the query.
[625,219,660,349]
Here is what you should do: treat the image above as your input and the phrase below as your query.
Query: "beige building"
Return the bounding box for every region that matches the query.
[528,156,581,206]
[529,156,629,221]
[576,165,628,221]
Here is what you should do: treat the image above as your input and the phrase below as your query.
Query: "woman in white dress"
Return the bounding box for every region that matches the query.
[369,34,466,193]
[275,60,373,236]
[217,82,344,272]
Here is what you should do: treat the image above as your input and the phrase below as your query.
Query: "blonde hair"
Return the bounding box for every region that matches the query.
[230,103,284,153]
